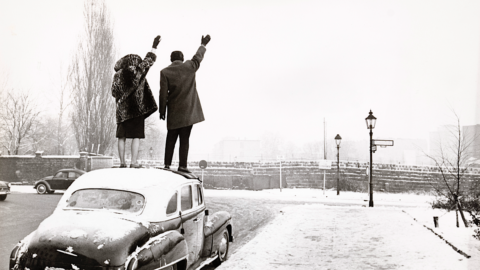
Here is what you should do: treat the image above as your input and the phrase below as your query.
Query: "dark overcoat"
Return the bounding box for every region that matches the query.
[112,52,158,123]
[159,46,206,130]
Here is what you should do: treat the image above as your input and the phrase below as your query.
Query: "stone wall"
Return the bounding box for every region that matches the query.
[3,156,479,193]
[0,152,112,183]
[183,160,480,193]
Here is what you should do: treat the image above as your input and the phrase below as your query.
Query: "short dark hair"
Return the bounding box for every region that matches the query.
[171,51,184,62]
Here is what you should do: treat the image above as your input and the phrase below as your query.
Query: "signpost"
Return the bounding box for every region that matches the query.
[277,155,285,192]
[199,160,208,183]
[319,160,332,195]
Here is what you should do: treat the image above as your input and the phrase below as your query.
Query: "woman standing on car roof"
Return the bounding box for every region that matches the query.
[111,35,160,168]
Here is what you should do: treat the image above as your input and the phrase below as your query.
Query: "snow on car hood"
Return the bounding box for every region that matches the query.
[25,211,150,267]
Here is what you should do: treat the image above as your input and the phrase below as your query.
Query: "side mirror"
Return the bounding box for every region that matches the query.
[205,209,209,216]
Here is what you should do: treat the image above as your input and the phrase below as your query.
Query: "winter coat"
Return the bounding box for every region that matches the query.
[159,46,206,130]
[112,52,158,123]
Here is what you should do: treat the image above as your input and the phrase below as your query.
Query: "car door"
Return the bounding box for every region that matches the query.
[192,184,205,262]
[49,172,67,189]
[180,184,198,268]
[65,171,77,189]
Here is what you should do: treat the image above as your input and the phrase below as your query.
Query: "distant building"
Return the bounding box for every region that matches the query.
[427,125,479,164]
[373,138,428,165]
[212,139,261,162]
[463,124,480,160]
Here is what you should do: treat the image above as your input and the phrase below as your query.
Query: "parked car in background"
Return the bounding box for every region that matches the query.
[0,180,11,201]
[10,168,233,270]
[33,169,86,194]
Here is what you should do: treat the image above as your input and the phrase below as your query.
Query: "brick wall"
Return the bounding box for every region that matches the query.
[184,160,480,193]
[0,152,113,184]
[4,156,479,193]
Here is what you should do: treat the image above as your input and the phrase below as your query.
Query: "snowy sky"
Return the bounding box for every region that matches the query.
[1,0,480,156]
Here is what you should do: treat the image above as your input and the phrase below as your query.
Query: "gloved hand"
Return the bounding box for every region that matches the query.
[153,35,161,49]
[201,35,211,46]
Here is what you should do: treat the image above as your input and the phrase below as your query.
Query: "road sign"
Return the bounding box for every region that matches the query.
[199,160,208,169]
[276,155,285,161]
[373,140,394,147]
[319,160,332,170]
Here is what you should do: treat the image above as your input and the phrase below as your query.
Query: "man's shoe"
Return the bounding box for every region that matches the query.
[130,163,143,168]
[178,166,191,173]
[119,164,127,168]
[164,165,170,170]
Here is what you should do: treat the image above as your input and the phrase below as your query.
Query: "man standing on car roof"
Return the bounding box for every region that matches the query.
[159,35,211,173]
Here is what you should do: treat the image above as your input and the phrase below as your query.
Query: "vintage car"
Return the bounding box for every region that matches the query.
[0,180,11,201]
[34,168,86,194]
[10,168,233,270]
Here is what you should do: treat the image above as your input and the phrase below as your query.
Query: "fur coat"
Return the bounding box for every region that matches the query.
[112,52,158,123]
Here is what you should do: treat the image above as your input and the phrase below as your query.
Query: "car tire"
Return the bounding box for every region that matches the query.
[0,194,6,201]
[36,184,48,195]
[213,229,230,266]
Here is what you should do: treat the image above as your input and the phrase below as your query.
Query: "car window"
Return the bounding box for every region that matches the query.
[66,189,145,214]
[181,185,192,211]
[54,172,65,178]
[75,173,82,178]
[192,185,199,207]
[197,185,203,205]
[68,172,76,178]
[166,192,177,215]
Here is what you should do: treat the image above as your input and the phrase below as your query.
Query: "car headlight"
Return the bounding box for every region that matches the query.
[8,183,11,188]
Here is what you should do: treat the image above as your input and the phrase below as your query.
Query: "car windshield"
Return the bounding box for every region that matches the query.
[65,189,145,214]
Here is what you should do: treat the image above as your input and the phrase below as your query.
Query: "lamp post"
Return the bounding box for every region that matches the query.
[335,134,342,195]
[149,147,153,160]
[365,110,377,207]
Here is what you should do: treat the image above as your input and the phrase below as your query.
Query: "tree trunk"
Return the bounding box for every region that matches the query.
[457,201,469,227]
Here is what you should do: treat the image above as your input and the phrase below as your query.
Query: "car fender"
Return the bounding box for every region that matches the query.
[202,211,232,257]
[9,231,36,270]
[34,180,52,191]
[126,230,187,270]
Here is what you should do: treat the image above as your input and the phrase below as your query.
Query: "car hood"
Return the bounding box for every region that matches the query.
[25,211,150,268]
[0,181,8,187]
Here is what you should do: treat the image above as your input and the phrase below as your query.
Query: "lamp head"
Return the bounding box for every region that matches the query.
[365,110,377,129]
[335,134,342,147]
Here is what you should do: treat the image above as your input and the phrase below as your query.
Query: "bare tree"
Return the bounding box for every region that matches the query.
[53,65,73,155]
[0,91,41,155]
[69,0,116,155]
[425,113,476,227]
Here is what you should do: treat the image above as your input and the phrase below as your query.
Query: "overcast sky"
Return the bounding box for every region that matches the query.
[1,0,479,156]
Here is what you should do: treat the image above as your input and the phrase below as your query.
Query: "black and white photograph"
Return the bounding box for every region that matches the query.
[1,0,480,269]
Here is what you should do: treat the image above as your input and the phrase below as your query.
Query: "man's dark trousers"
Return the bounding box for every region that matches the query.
[164,125,193,167]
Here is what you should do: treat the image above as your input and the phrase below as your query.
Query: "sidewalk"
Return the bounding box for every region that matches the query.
[217,204,480,270]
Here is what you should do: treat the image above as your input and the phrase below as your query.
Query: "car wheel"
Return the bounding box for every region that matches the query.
[213,229,230,266]
[0,194,6,201]
[36,184,48,194]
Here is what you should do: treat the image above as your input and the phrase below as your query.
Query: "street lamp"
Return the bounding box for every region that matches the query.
[365,110,376,207]
[335,134,342,195]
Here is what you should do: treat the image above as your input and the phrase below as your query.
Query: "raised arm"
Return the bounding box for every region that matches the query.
[132,35,161,85]
[190,34,211,71]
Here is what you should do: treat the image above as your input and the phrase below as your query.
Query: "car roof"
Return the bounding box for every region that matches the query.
[71,168,199,190]
[58,168,86,174]
[56,168,202,222]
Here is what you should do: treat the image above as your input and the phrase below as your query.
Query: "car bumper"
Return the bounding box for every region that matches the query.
[0,188,10,195]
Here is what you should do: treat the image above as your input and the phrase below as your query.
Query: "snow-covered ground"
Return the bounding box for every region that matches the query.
[11,186,480,269]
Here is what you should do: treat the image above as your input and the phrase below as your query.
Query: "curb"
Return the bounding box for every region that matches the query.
[402,210,471,259]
